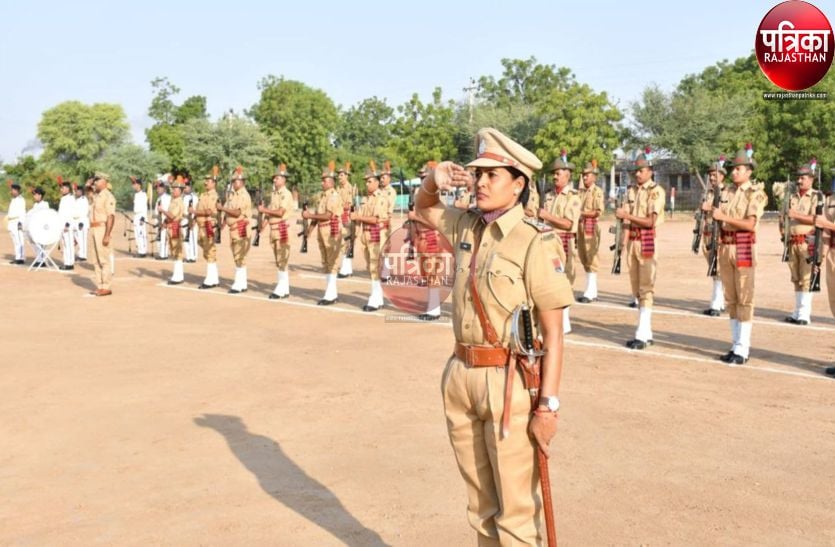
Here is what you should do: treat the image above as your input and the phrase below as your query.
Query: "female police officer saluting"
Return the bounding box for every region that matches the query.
[415,128,573,546]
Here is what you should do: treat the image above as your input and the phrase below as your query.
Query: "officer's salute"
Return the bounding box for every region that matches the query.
[415,128,572,546]
[616,149,665,350]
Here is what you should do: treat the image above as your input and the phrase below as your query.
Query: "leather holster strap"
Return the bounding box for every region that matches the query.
[454,343,510,367]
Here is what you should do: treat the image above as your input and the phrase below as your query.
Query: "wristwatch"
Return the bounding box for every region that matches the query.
[538,395,560,412]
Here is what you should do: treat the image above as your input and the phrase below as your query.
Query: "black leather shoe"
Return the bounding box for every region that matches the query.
[32,262,44,268]
[719,351,736,363]
[628,301,637,308]
[626,339,653,350]
[577,296,596,304]
[703,308,721,317]
[726,353,748,365]
[198,283,217,290]
[60,265,75,271]
[825,366,835,376]
[167,280,183,285]
[784,316,799,324]
[362,305,379,312]
[228,288,242,294]
[317,298,338,306]
[137,254,147,258]
[418,314,441,321]
[268,293,288,300]
[795,319,809,325]
[337,273,351,279]
[15,259,24,265]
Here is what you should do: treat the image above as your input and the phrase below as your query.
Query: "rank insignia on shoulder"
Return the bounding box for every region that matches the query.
[459,242,472,251]
[523,217,553,232]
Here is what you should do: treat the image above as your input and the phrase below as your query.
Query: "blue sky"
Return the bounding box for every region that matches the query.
[0,0,821,162]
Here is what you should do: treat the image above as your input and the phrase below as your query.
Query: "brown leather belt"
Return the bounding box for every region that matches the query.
[454,343,510,367]
[90,221,106,227]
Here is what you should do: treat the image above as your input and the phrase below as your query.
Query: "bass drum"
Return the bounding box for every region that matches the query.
[26,208,62,247]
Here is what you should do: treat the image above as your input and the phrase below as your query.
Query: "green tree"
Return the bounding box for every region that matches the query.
[37,101,129,178]
[249,76,339,195]
[534,83,623,172]
[146,77,208,172]
[2,156,63,207]
[335,97,394,154]
[388,87,458,173]
[477,57,573,109]
[97,144,170,208]
[181,113,273,192]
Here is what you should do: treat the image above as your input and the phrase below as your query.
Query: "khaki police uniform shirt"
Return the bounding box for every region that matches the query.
[91,189,116,224]
[225,187,252,227]
[433,202,574,347]
[268,187,293,221]
[579,184,604,218]
[719,181,766,231]
[544,185,581,234]
[524,181,540,217]
[360,189,388,222]
[316,188,342,227]
[338,183,356,209]
[382,185,397,216]
[629,181,666,226]
[196,189,218,226]
[788,190,819,236]
[168,196,184,223]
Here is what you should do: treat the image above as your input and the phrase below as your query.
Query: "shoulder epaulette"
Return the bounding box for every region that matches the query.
[522,217,553,232]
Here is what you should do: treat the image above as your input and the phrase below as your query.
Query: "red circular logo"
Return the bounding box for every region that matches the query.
[379,222,455,315]
[755,1,834,91]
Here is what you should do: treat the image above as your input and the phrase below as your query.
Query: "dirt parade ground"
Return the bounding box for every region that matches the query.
[1,211,834,546]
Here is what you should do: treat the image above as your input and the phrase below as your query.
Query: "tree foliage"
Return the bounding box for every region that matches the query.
[388,87,458,172]
[249,76,339,195]
[97,144,170,208]
[146,77,208,172]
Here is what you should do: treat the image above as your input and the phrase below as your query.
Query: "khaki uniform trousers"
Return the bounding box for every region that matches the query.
[271,235,290,271]
[91,226,113,290]
[317,227,343,274]
[168,227,184,261]
[560,236,577,286]
[718,244,756,322]
[826,248,835,317]
[361,230,381,281]
[576,223,600,273]
[787,242,813,291]
[198,224,217,263]
[442,356,544,547]
[229,224,251,267]
[626,239,656,308]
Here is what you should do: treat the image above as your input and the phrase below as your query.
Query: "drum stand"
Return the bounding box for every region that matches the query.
[29,240,60,272]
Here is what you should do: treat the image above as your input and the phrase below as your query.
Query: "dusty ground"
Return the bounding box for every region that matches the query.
[1,210,834,546]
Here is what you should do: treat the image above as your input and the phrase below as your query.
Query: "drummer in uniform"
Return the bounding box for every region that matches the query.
[161,180,185,284]
[194,171,220,289]
[414,127,573,545]
[217,167,253,294]
[260,164,294,299]
[87,173,116,296]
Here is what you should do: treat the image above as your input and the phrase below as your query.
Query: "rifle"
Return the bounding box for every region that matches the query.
[298,199,310,253]
[536,176,547,219]
[155,194,163,243]
[808,191,824,292]
[347,190,358,259]
[706,187,722,277]
[406,182,417,261]
[216,178,232,244]
[609,178,627,275]
[692,185,707,254]
[184,194,194,244]
[253,181,265,247]
[511,304,557,547]
[781,178,795,262]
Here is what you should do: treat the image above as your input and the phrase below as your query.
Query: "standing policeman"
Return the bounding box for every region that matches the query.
[194,172,220,289]
[337,162,357,278]
[782,160,820,325]
[351,161,388,311]
[615,149,666,349]
[260,164,294,299]
[87,173,116,296]
[162,180,185,284]
[217,168,253,294]
[701,158,727,316]
[710,146,767,365]
[302,162,344,305]
[576,160,604,303]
